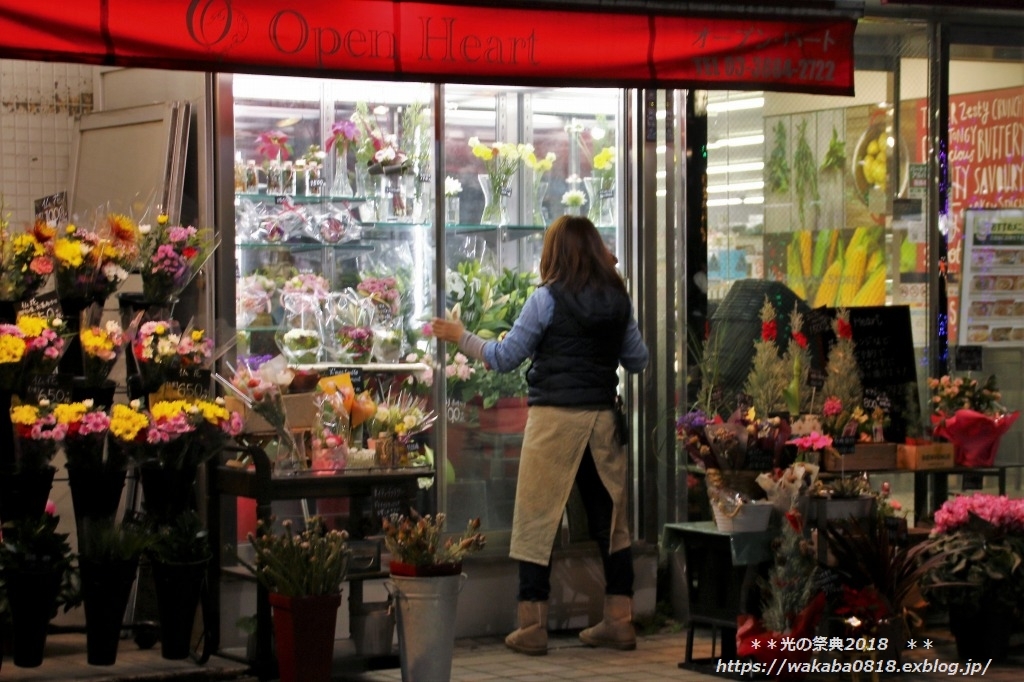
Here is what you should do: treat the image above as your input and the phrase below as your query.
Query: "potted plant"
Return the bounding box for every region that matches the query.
[928,373,1019,467]
[382,511,485,682]
[918,494,1024,661]
[237,516,350,682]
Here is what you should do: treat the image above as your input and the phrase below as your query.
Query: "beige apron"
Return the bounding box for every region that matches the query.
[509,405,630,566]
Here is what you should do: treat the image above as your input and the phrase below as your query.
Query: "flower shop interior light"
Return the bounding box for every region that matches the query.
[707,197,744,207]
[707,161,765,175]
[707,180,765,194]
[706,96,764,114]
[707,134,765,150]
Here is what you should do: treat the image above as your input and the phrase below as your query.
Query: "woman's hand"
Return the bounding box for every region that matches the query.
[429,317,465,344]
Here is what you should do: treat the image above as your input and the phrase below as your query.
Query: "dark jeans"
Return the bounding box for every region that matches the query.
[518,445,634,601]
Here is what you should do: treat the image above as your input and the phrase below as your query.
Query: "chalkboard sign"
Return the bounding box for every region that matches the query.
[318,367,365,393]
[152,368,211,402]
[954,345,983,373]
[373,484,409,521]
[18,291,63,323]
[34,191,68,228]
[812,566,845,598]
[805,306,920,443]
[24,373,74,403]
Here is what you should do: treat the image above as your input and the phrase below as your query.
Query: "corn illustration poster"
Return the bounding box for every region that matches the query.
[765,225,887,308]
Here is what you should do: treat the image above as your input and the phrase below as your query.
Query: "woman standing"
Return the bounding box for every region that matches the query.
[430,215,648,656]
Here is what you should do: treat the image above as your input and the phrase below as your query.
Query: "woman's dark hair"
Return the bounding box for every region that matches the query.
[539,215,626,295]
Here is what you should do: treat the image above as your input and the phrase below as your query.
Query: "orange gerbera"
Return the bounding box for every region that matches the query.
[107,212,138,244]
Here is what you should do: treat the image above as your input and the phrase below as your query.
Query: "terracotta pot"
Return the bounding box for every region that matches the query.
[269,591,342,682]
[477,397,529,434]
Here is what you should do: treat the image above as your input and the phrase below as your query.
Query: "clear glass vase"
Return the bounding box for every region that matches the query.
[479,173,511,226]
[354,164,379,222]
[330,151,353,197]
[529,174,550,226]
[380,171,414,222]
[584,175,616,226]
[445,195,460,225]
[412,173,432,224]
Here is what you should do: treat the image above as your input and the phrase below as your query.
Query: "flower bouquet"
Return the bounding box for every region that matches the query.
[131,319,214,399]
[382,510,485,576]
[228,356,305,474]
[115,397,243,472]
[277,328,321,365]
[52,213,138,304]
[469,137,528,225]
[80,319,128,388]
[928,373,1019,466]
[0,314,66,393]
[357,274,401,320]
[0,210,54,308]
[237,274,277,327]
[369,389,436,467]
[9,398,71,471]
[137,213,218,304]
[311,382,351,471]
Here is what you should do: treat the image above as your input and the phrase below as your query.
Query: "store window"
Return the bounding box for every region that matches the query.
[702,21,934,437]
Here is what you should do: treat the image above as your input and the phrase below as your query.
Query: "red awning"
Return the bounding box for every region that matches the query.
[0,1,855,94]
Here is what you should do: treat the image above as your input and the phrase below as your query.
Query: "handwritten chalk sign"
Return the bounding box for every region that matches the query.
[153,368,211,401]
[34,191,67,228]
[812,566,845,598]
[372,484,409,521]
[18,291,63,322]
[24,373,74,403]
[805,306,920,443]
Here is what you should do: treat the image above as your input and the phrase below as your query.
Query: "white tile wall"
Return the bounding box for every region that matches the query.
[0,59,94,225]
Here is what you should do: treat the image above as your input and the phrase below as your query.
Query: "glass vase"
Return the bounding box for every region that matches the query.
[380,171,413,222]
[330,150,353,197]
[354,164,378,222]
[413,173,432,224]
[529,175,550,226]
[445,195,460,225]
[584,175,616,226]
[479,173,511,226]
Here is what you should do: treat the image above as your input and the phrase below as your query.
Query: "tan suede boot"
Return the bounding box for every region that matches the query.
[579,595,637,650]
[505,600,549,655]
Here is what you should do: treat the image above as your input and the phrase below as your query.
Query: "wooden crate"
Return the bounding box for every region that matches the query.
[823,443,897,472]
[225,393,317,433]
[897,443,955,470]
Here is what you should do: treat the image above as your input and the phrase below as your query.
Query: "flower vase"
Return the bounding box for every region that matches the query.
[584,175,616,226]
[5,563,62,668]
[445,195,460,225]
[150,557,209,660]
[138,460,198,524]
[380,171,413,222]
[67,463,128,548]
[269,591,342,682]
[413,173,433,224]
[387,568,466,682]
[330,151,353,197]
[479,173,511,226]
[530,178,550,226]
[269,424,307,476]
[80,556,139,666]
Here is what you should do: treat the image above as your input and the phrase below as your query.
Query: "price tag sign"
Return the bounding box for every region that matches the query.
[24,373,74,403]
[372,484,408,520]
[954,345,983,373]
[34,191,67,228]
[18,291,63,322]
[154,368,211,401]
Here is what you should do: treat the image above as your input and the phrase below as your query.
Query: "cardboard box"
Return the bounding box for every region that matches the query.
[896,442,955,470]
[823,443,897,472]
[226,393,317,433]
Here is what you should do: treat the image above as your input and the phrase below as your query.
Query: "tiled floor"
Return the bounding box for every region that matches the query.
[0,622,1020,681]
